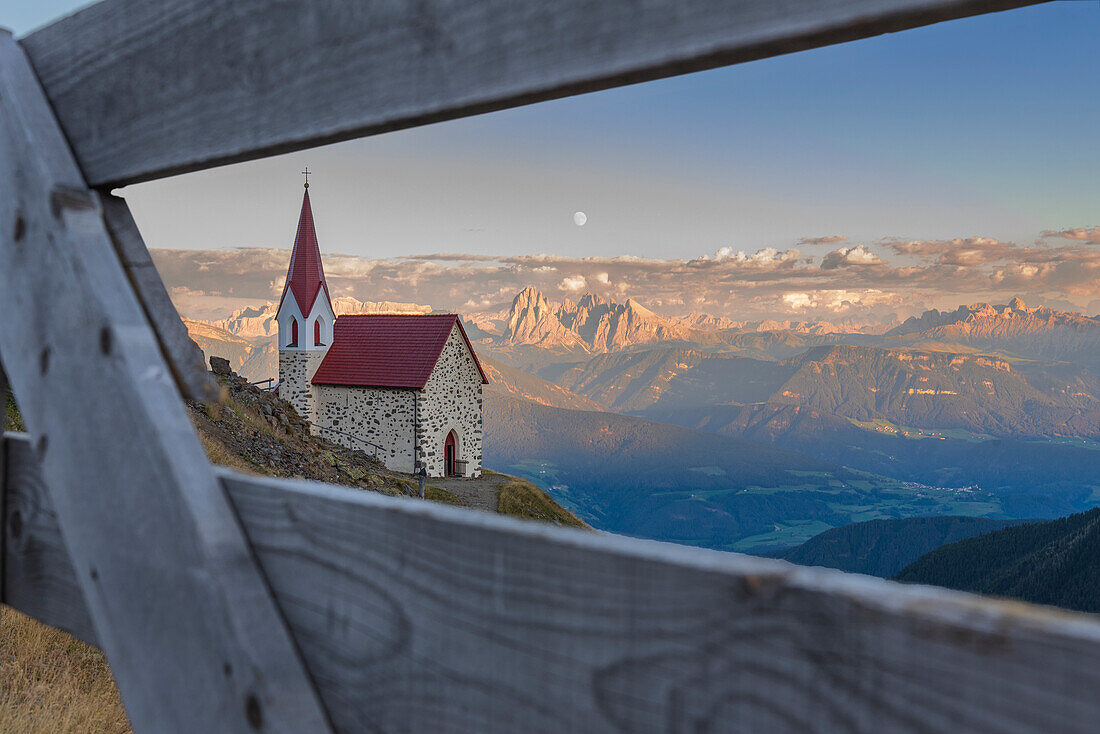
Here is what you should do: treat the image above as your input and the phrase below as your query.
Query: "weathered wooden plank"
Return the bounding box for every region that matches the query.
[21,0,1047,187]
[0,33,333,734]
[227,472,1100,734]
[98,193,220,403]
[1,433,99,646]
[7,430,1100,734]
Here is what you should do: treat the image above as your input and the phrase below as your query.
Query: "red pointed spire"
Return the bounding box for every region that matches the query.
[278,186,330,317]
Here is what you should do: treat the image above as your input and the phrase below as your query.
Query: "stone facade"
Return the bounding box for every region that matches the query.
[415,326,484,478]
[278,350,327,424]
[315,386,416,472]
[281,323,484,477]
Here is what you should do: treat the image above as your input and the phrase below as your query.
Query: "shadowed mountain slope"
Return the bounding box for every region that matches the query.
[483,394,1009,552]
[896,508,1100,614]
[771,516,1023,577]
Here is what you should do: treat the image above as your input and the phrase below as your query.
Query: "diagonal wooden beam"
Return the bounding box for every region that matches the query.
[21,0,1048,187]
[98,193,220,403]
[0,31,333,734]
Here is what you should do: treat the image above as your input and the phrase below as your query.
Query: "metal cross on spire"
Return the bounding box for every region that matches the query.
[302,166,311,188]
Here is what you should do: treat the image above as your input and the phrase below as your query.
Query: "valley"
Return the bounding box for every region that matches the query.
[184,288,1100,555]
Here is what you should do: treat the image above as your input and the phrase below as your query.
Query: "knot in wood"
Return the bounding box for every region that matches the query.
[245,693,263,730]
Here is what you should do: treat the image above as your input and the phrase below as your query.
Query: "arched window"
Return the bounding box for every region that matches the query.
[289,318,298,347]
[314,317,324,346]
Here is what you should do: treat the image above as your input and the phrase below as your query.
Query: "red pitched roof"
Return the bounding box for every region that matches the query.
[311,314,489,389]
[277,189,330,316]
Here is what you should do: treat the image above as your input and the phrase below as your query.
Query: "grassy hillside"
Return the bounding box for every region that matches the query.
[485,394,1007,553]
[895,508,1100,613]
[771,516,1024,577]
[497,477,588,527]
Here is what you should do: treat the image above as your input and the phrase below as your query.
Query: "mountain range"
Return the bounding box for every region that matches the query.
[497,287,713,353]
[182,287,1100,554]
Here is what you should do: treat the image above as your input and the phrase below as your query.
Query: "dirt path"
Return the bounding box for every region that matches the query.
[428,472,510,512]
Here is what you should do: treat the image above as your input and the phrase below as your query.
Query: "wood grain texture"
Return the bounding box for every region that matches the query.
[99,193,219,403]
[2,433,99,646]
[225,472,1100,734]
[0,33,332,734]
[21,0,1046,186]
[7,432,1100,734]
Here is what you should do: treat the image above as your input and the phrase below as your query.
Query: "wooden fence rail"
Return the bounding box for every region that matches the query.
[6,430,1100,733]
[22,0,1045,187]
[4,0,1093,732]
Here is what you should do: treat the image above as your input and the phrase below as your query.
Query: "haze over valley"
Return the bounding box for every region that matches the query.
[179,283,1100,553]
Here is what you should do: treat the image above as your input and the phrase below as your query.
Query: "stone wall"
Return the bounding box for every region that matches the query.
[314,386,416,473]
[278,349,327,423]
[415,326,484,477]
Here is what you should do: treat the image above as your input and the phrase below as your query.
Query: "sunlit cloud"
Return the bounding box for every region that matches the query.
[887,237,1017,266]
[1041,226,1100,244]
[152,230,1100,326]
[797,235,848,246]
[821,245,882,269]
[559,275,588,291]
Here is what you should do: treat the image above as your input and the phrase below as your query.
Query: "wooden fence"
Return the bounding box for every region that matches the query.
[3,1,1097,732]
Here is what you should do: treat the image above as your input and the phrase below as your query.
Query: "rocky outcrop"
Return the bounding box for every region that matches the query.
[887,298,1100,367]
[502,287,586,349]
[499,288,701,353]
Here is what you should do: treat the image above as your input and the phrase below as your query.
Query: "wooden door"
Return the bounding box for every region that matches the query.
[445,431,457,476]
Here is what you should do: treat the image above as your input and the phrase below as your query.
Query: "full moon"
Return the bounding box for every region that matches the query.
[573,211,587,226]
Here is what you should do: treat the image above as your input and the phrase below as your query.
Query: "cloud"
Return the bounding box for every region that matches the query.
[780,289,904,315]
[152,231,1100,326]
[699,247,802,267]
[821,245,882,269]
[887,236,1017,266]
[559,275,587,291]
[1041,226,1100,244]
[782,293,814,310]
[797,235,848,246]
[170,286,206,298]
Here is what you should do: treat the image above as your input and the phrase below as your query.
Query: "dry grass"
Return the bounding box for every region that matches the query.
[0,607,130,734]
[4,392,25,432]
[198,429,264,475]
[497,479,588,528]
[425,485,464,506]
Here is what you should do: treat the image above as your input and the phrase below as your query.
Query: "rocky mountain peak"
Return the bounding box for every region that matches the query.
[496,287,701,353]
[503,287,581,347]
[577,292,608,310]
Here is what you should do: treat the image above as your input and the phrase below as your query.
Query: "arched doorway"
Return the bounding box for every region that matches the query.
[444,431,457,477]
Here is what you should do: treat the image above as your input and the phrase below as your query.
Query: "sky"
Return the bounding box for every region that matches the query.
[8,1,1100,322]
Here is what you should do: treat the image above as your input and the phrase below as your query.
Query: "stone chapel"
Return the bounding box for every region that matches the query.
[276,182,487,477]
